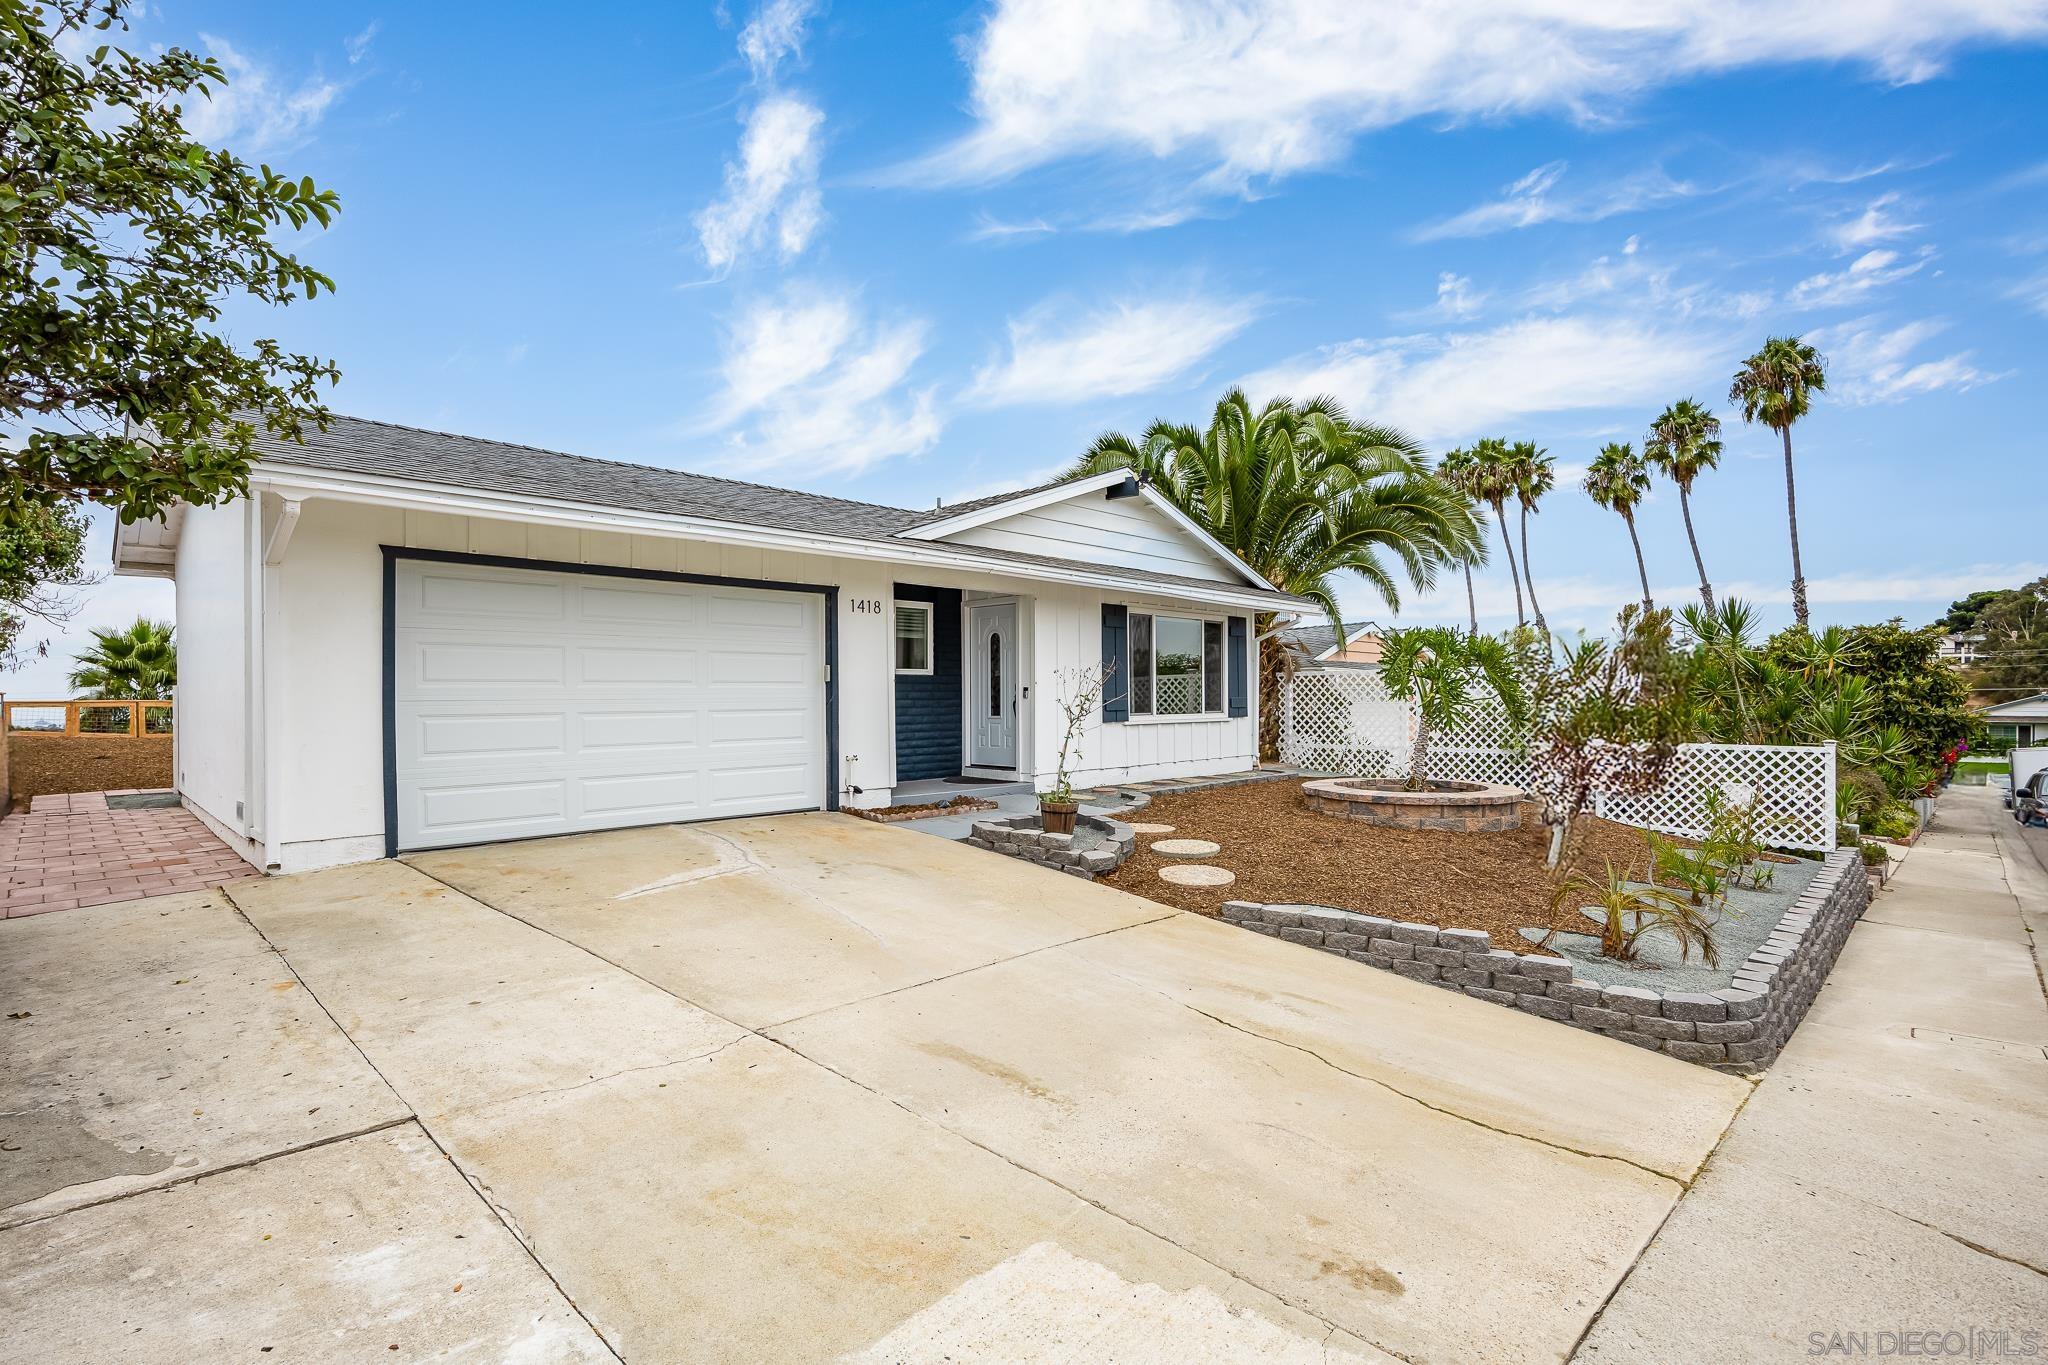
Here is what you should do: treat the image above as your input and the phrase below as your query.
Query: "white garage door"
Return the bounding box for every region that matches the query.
[392,558,827,851]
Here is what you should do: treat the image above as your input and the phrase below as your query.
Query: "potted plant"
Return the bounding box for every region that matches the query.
[1040,663,1112,835]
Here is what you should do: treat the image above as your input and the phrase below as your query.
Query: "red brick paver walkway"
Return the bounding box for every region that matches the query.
[1,791,261,918]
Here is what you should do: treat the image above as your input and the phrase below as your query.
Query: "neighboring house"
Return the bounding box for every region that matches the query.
[1979,691,2048,748]
[113,416,1310,872]
[1936,632,1983,668]
[1281,620,1384,670]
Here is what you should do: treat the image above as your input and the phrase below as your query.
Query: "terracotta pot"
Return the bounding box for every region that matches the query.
[1040,800,1079,835]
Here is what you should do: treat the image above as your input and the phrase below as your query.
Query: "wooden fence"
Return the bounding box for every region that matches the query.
[2,699,175,809]
[3,699,174,736]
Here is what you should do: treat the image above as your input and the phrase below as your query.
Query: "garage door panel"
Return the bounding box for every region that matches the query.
[394,560,826,851]
[414,713,568,760]
[416,570,567,620]
[578,646,699,686]
[578,583,701,625]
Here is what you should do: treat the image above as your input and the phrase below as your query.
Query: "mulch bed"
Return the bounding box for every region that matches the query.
[1095,779,1667,953]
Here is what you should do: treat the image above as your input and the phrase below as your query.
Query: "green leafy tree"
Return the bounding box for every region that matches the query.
[1468,437,1526,629]
[1730,337,1827,629]
[1,0,340,524]
[1063,388,1482,758]
[1433,445,1489,634]
[68,615,173,698]
[1583,442,1654,610]
[1967,577,2048,698]
[0,500,87,666]
[1764,620,1980,769]
[1506,441,1554,643]
[1378,626,1526,790]
[1645,399,1723,612]
[1936,589,2004,636]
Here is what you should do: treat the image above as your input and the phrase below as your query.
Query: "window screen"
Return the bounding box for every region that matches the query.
[894,602,931,673]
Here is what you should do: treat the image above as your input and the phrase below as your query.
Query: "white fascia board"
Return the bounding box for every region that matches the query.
[1315,621,1382,660]
[1981,693,2048,717]
[249,463,1311,614]
[897,470,1126,540]
[900,467,1276,593]
[110,505,185,578]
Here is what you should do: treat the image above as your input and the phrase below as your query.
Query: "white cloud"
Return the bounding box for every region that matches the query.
[967,294,1259,407]
[897,1,2048,190]
[1807,315,2005,404]
[2008,270,2048,318]
[967,212,1056,242]
[695,1,826,273]
[946,461,1071,505]
[1242,313,1726,443]
[739,0,818,78]
[695,95,825,272]
[344,21,380,65]
[1826,191,1920,250]
[1517,244,1772,320]
[704,287,941,476]
[1787,246,1933,308]
[1412,161,1702,241]
[1430,272,1486,320]
[184,35,341,152]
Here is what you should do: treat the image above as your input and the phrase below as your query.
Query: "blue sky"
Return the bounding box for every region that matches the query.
[13,0,2048,694]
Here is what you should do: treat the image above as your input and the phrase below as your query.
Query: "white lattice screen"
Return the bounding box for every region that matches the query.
[1280,668,1838,851]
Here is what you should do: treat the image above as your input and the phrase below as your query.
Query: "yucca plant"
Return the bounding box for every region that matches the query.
[1555,860,1720,966]
[1648,831,1728,909]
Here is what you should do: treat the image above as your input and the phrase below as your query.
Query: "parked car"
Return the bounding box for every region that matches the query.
[2017,770,2048,828]
[1994,772,2013,807]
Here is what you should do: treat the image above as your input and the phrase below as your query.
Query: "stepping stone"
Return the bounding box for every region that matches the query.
[1151,838,1221,859]
[1128,822,1176,835]
[1160,864,1235,888]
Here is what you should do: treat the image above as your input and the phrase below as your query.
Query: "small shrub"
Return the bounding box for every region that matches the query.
[1649,831,1728,909]
[1858,841,1890,867]
[1557,860,1720,966]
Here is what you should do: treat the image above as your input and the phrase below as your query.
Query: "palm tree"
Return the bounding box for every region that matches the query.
[1584,442,1654,610]
[68,617,176,699]
[1505,441,1554,644]
[1468,437,1525,629]
[1645,399,1723,612]
[1063,388,1482,758]
[1434,445,1489,633]
[1731,337,1828,629]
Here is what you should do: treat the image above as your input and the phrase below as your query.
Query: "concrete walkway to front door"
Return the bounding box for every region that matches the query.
[1576,784,2048,1360]
[2,812,1749,1363]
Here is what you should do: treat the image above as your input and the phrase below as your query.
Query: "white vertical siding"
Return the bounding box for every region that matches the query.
[943,496,1242,584]
[171,502,251,839]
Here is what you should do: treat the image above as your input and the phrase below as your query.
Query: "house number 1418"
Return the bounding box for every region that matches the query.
[850,598,885,614]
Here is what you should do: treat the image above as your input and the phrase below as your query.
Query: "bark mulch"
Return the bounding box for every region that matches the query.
[1098,779,1663,953]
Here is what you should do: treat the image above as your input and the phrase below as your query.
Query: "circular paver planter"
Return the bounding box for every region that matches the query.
[1300,777,1523,833]
[1128,822,1176,835]
[1151,838,1222,859]
[1159,864,1235,887]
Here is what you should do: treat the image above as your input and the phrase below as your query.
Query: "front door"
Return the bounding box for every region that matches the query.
[967,601,1018,769]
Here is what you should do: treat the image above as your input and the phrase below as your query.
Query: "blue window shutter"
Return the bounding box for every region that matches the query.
[1227,616,1249,718]
[1102,604,1129,722]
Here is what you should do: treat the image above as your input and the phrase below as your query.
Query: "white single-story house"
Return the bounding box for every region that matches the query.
[1979,691,2048,748]
[113,416,1312,873]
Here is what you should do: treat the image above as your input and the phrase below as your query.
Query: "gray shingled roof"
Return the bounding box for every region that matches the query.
[1281,620,1376,660]
[252,415,1310,606]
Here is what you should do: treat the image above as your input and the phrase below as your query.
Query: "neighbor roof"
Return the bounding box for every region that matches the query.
[1280,620,1379,661]
[236,415,1304,607]
[1980,691,2048,718]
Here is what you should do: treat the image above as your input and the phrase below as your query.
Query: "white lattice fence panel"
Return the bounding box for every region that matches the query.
[1279,670,1838,852]
[1595,742,1837,852]
[1279,668,1412,778]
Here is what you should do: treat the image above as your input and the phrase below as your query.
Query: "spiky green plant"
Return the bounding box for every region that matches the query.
[1377,626,1527,791]
[67,617,175,699]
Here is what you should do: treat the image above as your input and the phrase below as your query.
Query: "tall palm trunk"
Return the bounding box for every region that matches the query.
[1406,714,1433,792]
[1622,509,1653,610]
[1256,631,1290,763]
[1780,425,1808,629]
[1677,481,1715,612]
[1518,501,1548,642]
[1491,499,1525,628]
[1461,561,1478,634]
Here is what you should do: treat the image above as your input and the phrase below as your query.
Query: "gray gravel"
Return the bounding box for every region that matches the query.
[1520,857,1823,993]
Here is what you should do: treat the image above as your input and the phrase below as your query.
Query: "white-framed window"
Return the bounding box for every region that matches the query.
[1127,611,1224,717]
[894,600,934,675]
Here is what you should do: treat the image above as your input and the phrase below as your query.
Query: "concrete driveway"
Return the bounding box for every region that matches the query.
[2,813,1749,1362]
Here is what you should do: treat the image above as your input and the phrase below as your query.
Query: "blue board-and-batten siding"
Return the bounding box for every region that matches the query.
[894,584,963,783]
